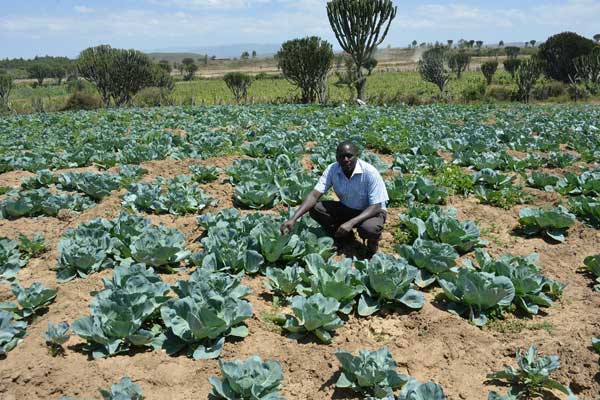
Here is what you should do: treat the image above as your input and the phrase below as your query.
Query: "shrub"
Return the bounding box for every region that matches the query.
[537,31,598,83]
[531,80,566,100]
[481,61,498,85]
[503,58,522,79]
[277,36,334,103]
[485,85,514,101]
[461,80,486,102]
[61,91,102,111]
[223,72,252,103]
[132,87,173,107]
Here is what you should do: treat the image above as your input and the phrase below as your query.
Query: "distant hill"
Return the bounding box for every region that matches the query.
[147,43,281,62]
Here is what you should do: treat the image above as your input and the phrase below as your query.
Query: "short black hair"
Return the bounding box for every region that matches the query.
[336,141,359,155]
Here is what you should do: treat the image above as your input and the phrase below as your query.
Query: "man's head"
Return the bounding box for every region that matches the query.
[336,141,359,175]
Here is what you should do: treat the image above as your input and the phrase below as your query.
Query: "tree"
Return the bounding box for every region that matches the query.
[503,58,522,79]
[158,60,172,73]
[277,36,334,103]
[241,51,250,60]
[76,45,114,105]
[529,40,536,47]
[418,45,450,94]
[412,40,418,48]
[515,59,541,102]
[181,57,195,67]
[363,57,378,75]
[594,34,600,43]
[252,50,257,59]
[77,45,174,106]
[537,31,598,83]
[572,48,600,94]
[49,64,66,85]
[223,72,252,102]
[182,62,198,81]
[467,40,475,48]
[504,46,520,59]
[326,0,397,100]
[447,39,453,48]
[481,60,498,85]
[475,40,483,50]
[498,40,504,47]
[0,72,13,110]
[27,62,52,85]
[447,51,470,79]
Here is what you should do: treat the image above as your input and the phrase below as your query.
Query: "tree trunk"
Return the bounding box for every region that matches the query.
[354,66,366,100]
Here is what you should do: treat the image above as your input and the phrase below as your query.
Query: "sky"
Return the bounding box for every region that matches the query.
[1,0,599,59]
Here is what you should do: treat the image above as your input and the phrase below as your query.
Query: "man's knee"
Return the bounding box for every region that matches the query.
[357,213,386,240]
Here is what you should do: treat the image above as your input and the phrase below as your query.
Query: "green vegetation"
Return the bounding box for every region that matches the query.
[326,0,397,100]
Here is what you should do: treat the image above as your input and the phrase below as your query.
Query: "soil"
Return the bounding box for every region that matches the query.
[0,153,599,400]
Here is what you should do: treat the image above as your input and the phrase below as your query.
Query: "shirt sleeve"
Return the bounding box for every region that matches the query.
[367,169,389,207]
[314,164,333,194]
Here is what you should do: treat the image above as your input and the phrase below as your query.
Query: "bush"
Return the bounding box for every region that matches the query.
[486,85,514,101]
[481,61,498,85]
[461,80,486,102]
[132,87,174,107]
[531,80,566,100]
[537,31,598,83]
[223,72,252,103]
[66,79,96,94]
[61,91,102,111]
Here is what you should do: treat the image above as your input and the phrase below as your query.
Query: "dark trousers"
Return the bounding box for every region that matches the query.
[309,201,387,241]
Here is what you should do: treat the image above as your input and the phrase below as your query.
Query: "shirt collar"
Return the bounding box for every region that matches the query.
[337,159,363,178]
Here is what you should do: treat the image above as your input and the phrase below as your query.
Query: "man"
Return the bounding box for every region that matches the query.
[280,141,389,257]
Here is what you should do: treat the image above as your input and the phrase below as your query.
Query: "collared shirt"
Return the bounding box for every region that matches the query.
[314,159,389,210]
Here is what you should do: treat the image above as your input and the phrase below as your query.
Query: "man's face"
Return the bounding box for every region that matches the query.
[336,145,358,175]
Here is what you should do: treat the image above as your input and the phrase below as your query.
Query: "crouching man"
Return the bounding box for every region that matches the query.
[280,141,389,257]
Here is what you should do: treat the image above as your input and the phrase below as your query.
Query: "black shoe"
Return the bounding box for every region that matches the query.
[366,239,380,258]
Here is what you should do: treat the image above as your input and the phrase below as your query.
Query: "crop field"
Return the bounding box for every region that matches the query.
[8,70,526,114]
[0,104,599,399]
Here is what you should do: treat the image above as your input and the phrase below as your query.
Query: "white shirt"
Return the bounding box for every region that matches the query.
[314,159,389,210]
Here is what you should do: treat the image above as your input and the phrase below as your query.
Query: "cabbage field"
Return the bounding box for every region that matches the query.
[0,104,599,399]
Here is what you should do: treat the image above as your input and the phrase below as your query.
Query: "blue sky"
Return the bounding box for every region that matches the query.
[1,0,599,58]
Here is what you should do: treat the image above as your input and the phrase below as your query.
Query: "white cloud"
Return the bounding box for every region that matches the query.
[74,5,95,14]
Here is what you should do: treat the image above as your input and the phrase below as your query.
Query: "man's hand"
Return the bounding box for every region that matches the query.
[280,219,295,235]
[335,221,354,237]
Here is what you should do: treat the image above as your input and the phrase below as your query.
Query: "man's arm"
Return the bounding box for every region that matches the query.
[280,189,323,234]
[334,203,382,237]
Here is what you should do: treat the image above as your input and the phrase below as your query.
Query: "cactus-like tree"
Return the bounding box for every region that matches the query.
[223,72,252,103]
[277,36,334,103]
[0,72,13,110]
[77,44,174,106]
[181,58,198,81]
[515,59,541,102]
[503,58,522,79]
[481,61,498,85]
[326,0,396,100]
[572,48,600,94]
[448,51,471,79]
[418,45,450,94]
[27,62,52,85]
[475,40,483,50]
[504,46,520,59]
